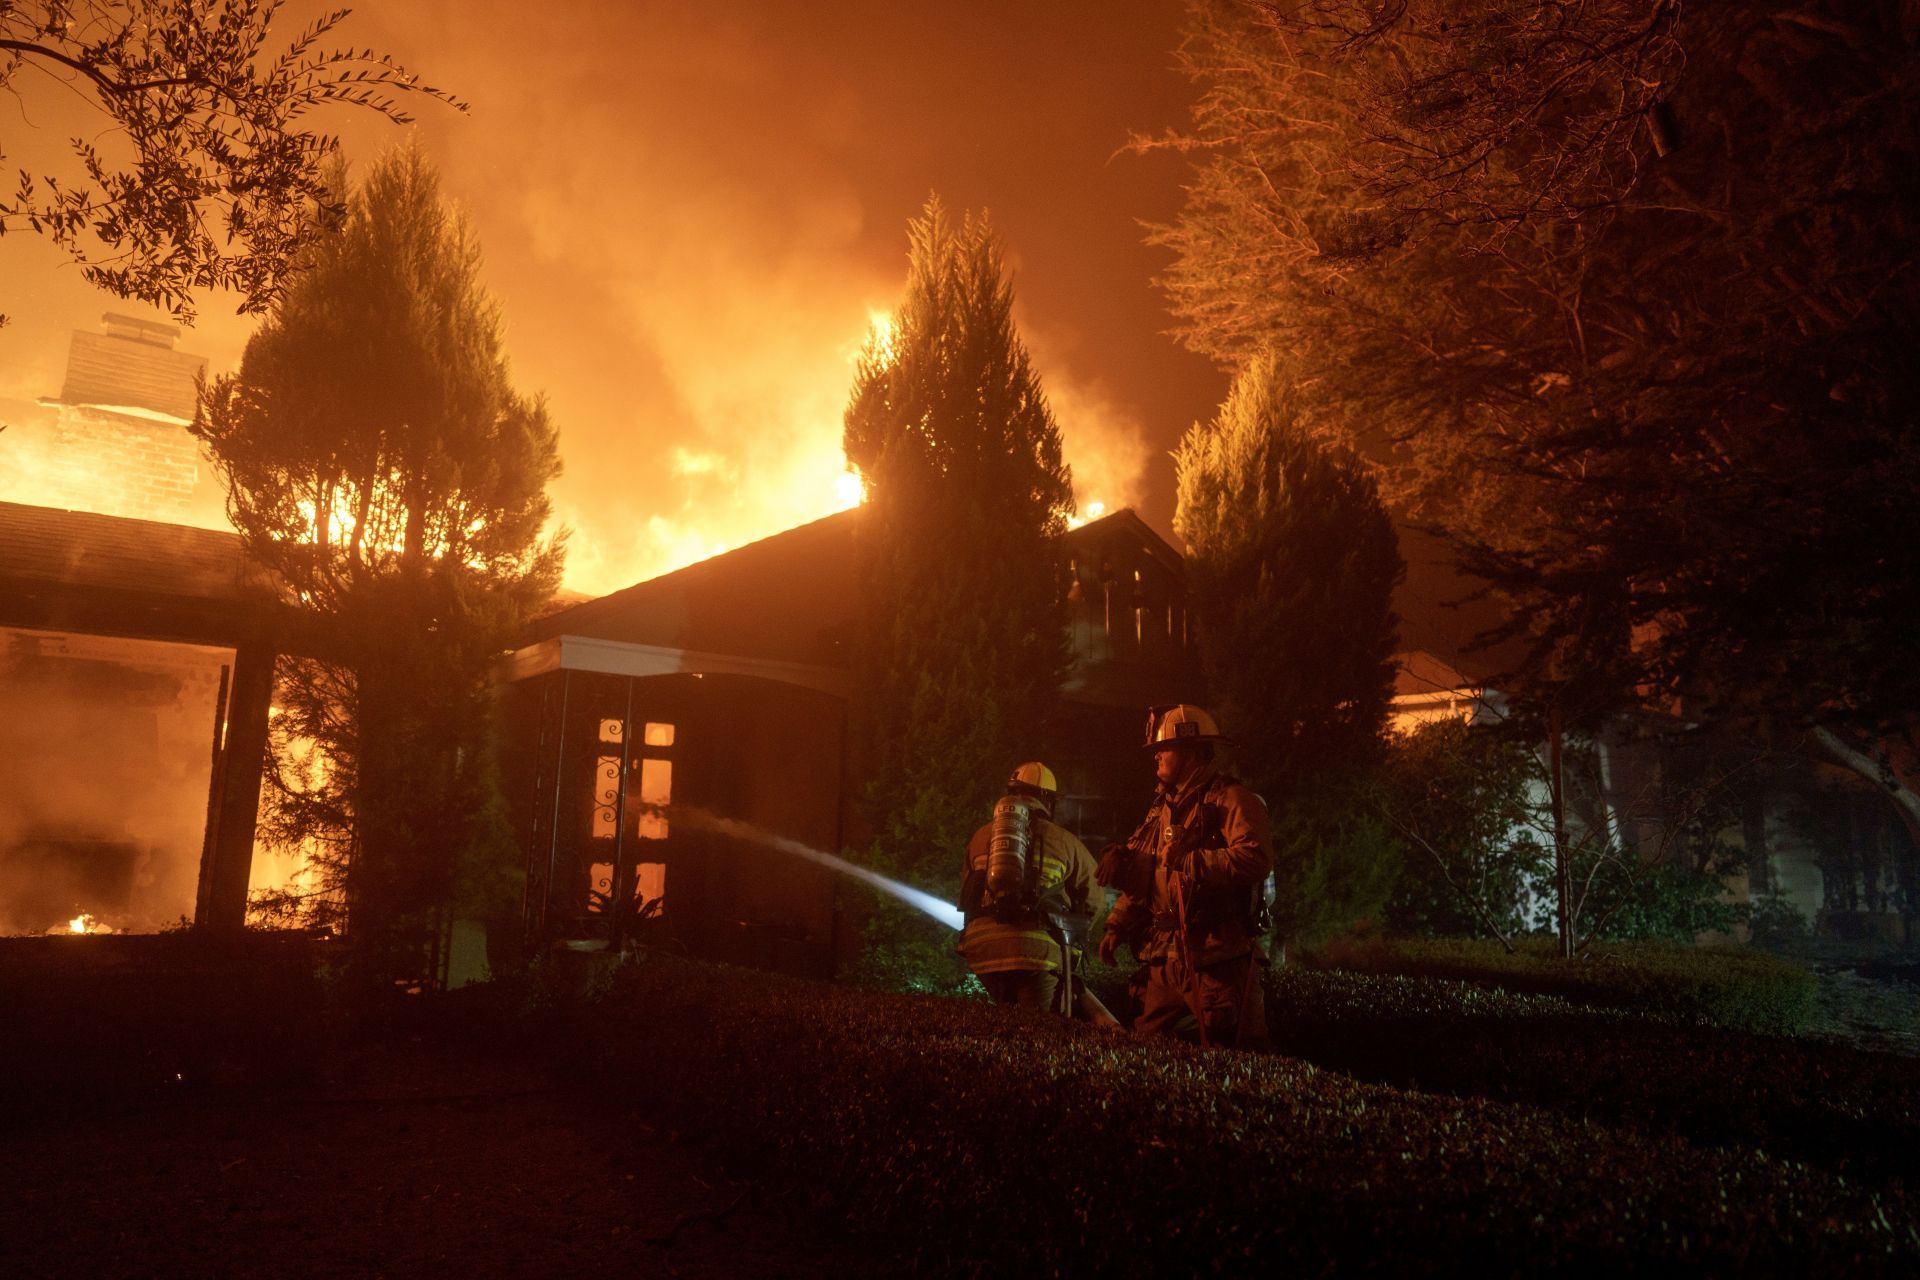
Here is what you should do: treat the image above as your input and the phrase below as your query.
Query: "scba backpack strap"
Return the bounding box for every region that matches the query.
[959,864,987,919]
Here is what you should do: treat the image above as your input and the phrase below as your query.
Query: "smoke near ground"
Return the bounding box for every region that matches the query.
[0,628,225,935]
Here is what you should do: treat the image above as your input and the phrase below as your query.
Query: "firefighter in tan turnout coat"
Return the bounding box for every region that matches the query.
[1098,705,1272,1046]
[958,762,1098,1014]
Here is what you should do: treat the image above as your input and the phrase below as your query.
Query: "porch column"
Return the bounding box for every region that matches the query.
[196,643,277,930]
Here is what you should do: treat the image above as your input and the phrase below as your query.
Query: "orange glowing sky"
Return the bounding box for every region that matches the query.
[0,1,1226,596]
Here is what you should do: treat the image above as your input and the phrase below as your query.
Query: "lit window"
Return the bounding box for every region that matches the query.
[637,758,672,839]
[591,756,620,839]
[598,718,623,744]
[588,861,613,910]
[643,722,675,747]
[635,862,666,904]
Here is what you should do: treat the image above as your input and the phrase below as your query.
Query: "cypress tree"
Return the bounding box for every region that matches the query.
[1174,353,1404,948]
[195,147,563,975]
[843,196,1074,881]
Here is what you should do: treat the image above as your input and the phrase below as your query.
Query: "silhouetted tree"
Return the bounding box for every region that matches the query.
[843,194,1073,895]
[1147,1,1920,737]
[1174,353,1403,948]
[1,1,463,325]
[195,147,562,975]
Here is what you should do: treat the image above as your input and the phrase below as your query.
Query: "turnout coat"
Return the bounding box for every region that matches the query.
[1102,767,1272,968]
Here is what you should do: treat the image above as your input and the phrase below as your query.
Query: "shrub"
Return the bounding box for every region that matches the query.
[837,842,979,997]
[1269,780,1402,949]
[1265,966,1920,1184]
[1383,718,1549,939]
[1578,857,1749,945]
[1304,935,1818,1033]
[1749,890,1812,948]
[527,956,1917,1276]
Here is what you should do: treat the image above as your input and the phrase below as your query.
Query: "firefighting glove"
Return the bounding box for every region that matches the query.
[1098,929,1122,966]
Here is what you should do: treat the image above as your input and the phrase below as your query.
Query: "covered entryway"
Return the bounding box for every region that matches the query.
[0,502,279,936]
[502,635,851,976]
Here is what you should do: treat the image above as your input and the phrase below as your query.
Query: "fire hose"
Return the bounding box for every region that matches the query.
[1045,909,1120,1027]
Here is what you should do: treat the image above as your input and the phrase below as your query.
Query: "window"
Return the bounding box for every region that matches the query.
[637,758,672,839]
[591,756,620,839]
[635,862,666,904]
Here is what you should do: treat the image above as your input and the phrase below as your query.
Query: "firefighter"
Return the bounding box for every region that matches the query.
[958,762,1099,1014]
[1097,705,1272,1047]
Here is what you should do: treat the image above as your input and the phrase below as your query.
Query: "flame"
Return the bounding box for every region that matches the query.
[1067,499,1108,530]
[834,470,865,509]
[865,309,898,364]
[65,912,111,935]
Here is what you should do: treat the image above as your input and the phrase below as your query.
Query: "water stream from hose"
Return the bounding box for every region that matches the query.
[673,807,964,931]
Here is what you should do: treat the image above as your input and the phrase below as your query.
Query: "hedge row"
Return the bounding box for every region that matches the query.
[1304,935,1820,1033]
[1262,966,1920,1185]
[512,956,1917,1276]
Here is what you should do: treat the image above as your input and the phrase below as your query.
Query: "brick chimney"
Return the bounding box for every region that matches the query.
[32,314,223,527]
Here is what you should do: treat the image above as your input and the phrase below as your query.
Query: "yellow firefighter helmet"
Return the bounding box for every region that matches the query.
[1007,761,1059,811]
[1143,703,1224,750]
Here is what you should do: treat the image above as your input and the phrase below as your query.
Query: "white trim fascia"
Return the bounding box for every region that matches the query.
[501,633,851,699]
[38,397,194,427]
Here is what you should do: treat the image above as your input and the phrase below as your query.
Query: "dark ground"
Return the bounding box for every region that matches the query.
[0,1034,883,1279]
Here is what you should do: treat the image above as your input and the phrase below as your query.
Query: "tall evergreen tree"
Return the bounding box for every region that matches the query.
[195,147,562,973]
[843,196,1074,880]
[1174,353,1404,947]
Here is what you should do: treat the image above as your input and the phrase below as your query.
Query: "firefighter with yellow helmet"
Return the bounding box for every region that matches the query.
[1097,704,1272,1047]
[958,761,1099,1014]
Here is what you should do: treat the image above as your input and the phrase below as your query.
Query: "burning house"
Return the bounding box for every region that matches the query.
[498,506,1198,974]
[0,317,278,940]
[6,317,1908,968]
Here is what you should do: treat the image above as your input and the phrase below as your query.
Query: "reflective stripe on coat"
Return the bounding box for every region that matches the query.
[958,811,1096,974]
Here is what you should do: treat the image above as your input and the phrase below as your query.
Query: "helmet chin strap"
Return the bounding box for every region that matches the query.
[1158,745,1203,793]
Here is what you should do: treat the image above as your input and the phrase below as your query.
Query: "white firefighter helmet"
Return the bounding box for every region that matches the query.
[1143,703,1224,751]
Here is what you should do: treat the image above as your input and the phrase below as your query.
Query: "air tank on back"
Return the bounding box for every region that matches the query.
[985,794,1031,902]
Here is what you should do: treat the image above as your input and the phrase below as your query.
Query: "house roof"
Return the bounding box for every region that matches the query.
[1393,649,1478,699]
[525,504,1189,679]
[527,509,861,668]
[1062,507,1186,578]
[0,502,248,598]
[0,502,271,647]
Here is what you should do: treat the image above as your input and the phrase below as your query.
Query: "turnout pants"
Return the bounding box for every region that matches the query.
[982,969,1060,1012]
[1130,946,1267,1047]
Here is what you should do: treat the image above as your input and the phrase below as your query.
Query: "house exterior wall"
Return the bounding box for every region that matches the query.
[503,507,1213,972]
[507,668,845,976]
